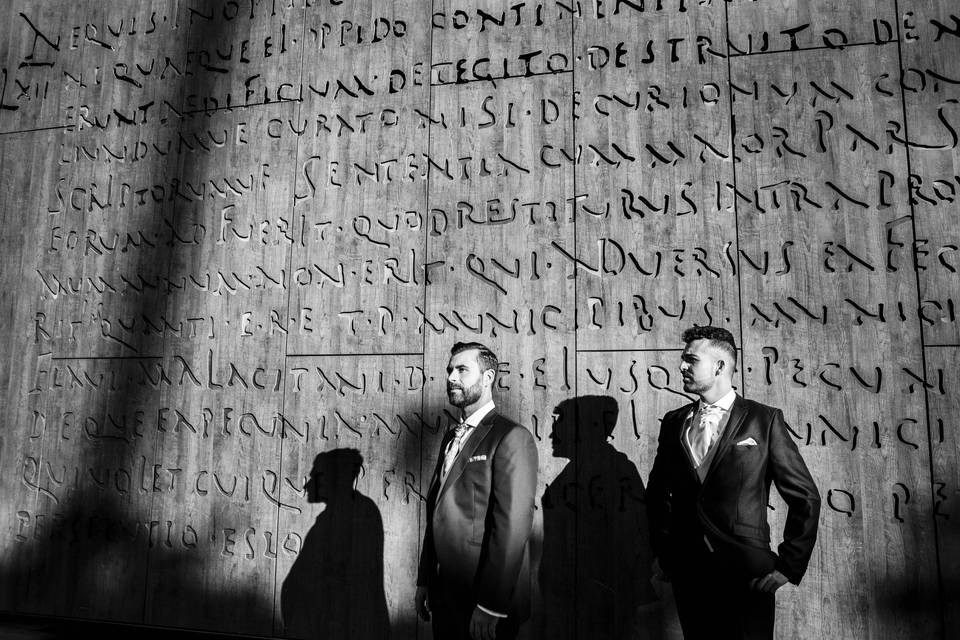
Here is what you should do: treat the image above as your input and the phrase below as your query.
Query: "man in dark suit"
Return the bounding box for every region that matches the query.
[416,341,538,640]
[646,326,821,640]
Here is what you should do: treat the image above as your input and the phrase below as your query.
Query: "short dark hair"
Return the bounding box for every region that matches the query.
[311,448,364,483]
[681,326,737,364]
[555,395,620,440]
[450,341,499,374]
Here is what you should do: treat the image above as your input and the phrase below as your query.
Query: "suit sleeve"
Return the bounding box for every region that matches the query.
[645,415,674,573]
[768,408,821,584]
[475,425,538,614]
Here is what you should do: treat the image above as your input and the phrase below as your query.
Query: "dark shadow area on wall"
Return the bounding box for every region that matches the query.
[1,482,275,635]
[280,448,389,640]
[540,395,663,640]
[0,611,273,640]
[0,2,278,636]
[873,498,958,639]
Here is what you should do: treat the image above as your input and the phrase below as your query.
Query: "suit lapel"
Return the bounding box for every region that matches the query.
[436,412,496,503]
[702,394,747,485]
[430,429,455,482]
[673,402,700,480]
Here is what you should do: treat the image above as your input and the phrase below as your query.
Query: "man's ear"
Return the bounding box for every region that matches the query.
[483,368,496,387]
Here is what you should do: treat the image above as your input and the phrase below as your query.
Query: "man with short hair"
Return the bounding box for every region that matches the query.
[416,342,538,640]
[646,326,821,640]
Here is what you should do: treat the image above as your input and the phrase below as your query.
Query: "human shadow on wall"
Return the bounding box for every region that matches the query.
[280,448,389,640]
[540,396,661,640]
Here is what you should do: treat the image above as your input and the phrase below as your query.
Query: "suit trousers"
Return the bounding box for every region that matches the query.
[429,582,520,640]
[669,543,775,640]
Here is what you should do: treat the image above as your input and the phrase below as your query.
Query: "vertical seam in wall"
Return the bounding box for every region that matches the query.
[891,1,944,637]
[419,2,436,638]
[722,1,747,394]
[274,2,310,634]
[569,11,578,640]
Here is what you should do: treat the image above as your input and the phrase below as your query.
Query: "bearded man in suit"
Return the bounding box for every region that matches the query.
[646,326,821,640]
[416,341,538,640]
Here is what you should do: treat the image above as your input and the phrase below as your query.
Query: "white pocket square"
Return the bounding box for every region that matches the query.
[736,438,758,447]
[468,454,487,462]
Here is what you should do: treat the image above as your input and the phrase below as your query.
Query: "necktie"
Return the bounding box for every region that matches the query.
[440,422,470,483]
[690,404,723,466]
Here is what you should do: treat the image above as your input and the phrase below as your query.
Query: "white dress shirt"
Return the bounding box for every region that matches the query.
[440,400,495,486]
[684,389,736,470]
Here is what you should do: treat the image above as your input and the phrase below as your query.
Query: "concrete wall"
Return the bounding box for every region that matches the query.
[0,1,956,638]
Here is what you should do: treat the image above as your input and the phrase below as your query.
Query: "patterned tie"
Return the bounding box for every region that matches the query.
[690,403,723,466]
[440,422,470,483]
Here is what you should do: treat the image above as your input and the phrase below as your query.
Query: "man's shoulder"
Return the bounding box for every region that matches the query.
[662,401,696,422]
[485,411,534,441]
[736,395,782,419]
[486,410,524,430]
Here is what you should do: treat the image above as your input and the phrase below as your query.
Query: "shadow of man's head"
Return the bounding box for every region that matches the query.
[304,448,364,504]
[550,395,619,459]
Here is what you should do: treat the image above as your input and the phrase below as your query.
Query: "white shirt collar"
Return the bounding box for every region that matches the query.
[701,389,736,412]
[460,399,495,428]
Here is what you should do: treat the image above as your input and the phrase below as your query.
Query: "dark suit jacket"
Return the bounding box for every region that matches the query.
[646,395,821,585]
[417,410,538,619]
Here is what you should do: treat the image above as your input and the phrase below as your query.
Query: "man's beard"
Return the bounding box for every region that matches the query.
[682,376,708,395]
[447,379,483,408]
